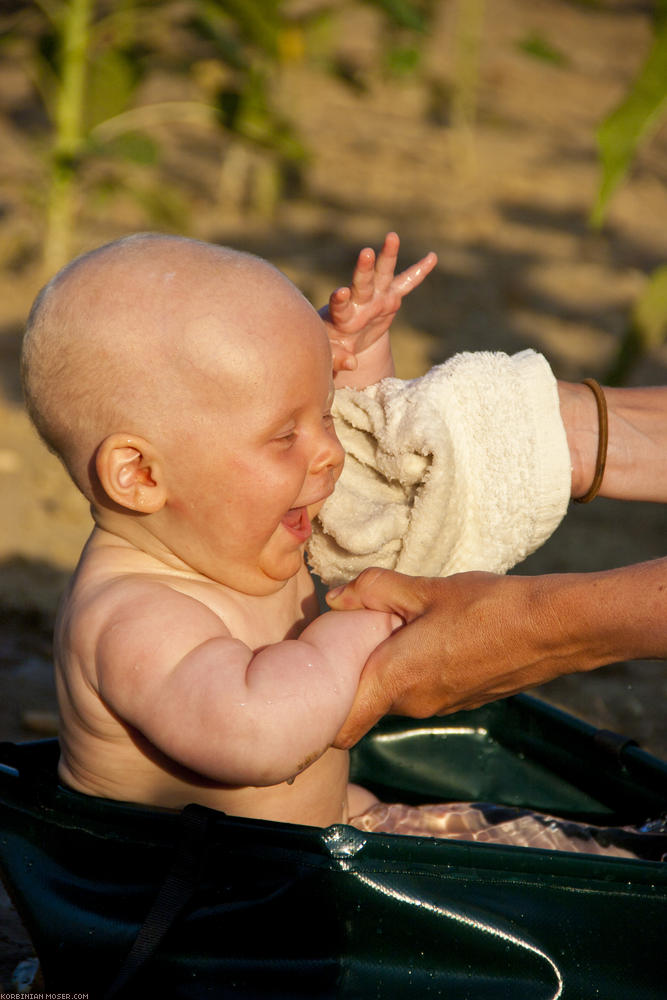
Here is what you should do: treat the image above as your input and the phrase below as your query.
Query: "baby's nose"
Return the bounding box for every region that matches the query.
[311,427,344,475]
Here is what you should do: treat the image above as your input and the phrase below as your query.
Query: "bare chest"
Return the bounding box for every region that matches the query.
[175,567,320,648]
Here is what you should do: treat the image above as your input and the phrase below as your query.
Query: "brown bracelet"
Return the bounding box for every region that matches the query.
[573,378,608,504]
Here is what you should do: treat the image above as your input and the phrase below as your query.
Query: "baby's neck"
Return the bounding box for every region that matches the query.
[89,514,205,577]
[83,525,319,648]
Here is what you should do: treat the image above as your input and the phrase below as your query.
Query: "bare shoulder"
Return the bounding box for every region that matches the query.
[57,543,234,693]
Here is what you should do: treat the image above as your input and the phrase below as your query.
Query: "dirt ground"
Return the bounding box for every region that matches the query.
[1,0,666,988]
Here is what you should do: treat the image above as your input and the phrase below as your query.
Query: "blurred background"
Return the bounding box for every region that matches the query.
[0,0,666,755]
[0,0,666,982]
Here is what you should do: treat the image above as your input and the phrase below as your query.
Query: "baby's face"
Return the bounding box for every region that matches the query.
[164,276,345,596]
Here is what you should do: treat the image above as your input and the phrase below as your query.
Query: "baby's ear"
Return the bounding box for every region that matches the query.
[95,434,167,513]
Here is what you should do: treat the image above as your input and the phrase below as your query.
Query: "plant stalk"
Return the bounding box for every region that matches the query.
[43,0,92,276]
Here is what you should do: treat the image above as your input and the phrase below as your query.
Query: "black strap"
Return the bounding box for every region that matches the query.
[104,803,215,999]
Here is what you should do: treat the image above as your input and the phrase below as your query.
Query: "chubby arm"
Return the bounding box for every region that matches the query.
[559,383,667,501]
[320,232,437,389]
[95,583,398,785]
[328,561,667,748]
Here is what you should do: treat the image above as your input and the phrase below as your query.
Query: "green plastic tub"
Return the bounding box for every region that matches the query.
[0,694,665,998]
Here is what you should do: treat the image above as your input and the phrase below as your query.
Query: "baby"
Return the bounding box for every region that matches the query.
[21,231,436,828]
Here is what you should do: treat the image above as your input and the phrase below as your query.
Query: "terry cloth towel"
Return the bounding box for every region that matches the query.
[307,350,571,587]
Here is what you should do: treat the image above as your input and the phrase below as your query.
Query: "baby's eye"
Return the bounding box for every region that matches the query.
[273,429,297,446]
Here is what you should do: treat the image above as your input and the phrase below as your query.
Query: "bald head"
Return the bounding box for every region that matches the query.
[21,233,316,498]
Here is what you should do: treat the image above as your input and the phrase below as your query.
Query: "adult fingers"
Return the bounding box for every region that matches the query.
[326,567,429,621]
[334,614,437,747]
[333,664,392,748]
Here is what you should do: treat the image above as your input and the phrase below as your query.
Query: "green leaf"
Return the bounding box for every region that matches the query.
[217,72,306,161]
[133,182,190,229]
[365,0,426,33]
[384,44,421,76]
[104,130,159,164]
[214,0,281,55]
[517,32,569,67]
[605,265,667,384]
[591,19,667,227]
[189,7,249,71]
[85,48,139,132]
[217,88,242,130]
[633,264,667,349]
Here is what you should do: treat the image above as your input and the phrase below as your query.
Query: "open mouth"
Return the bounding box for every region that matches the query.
[281,506,312,542]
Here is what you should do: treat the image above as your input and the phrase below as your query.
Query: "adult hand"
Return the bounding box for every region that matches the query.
[327,561,667,748]
[326,568,559,747]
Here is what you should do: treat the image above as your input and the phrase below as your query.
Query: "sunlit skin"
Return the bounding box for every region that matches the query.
[28,233,436,825]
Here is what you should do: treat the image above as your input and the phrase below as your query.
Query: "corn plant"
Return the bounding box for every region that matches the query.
[605,265,667,385]
[41,0,94,275]
[450,0,485,133]
[22,0,307,274]
[592,2,667,382]
[591,3,667,228]
[5,0,430,276]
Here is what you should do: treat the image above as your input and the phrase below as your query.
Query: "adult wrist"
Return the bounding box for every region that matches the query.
[557,381,600,499]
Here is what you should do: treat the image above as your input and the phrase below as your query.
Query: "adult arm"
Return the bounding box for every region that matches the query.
[329,381,667,747]
[329,559,667,748]
[560,382,667,501]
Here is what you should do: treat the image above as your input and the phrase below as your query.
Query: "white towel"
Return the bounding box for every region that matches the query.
[307,350,571,586]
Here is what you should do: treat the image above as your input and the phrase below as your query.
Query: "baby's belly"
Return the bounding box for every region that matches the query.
[59,736,356,827]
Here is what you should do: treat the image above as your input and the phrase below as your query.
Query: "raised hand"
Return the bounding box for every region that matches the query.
[320,232,437,387]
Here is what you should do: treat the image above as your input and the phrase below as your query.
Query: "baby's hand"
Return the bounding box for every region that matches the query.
[320,232,437,380]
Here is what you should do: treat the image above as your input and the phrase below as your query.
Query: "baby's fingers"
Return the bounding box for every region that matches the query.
[348,246,379,304]
[393,251,438,298]
[349,233,400,302]
[330,341,358,373]
[372,231,401,289]
[327,284,356,323]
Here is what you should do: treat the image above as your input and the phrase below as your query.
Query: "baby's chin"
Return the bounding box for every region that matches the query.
[214,520,315,596]
[307,499,326,520]
[230,550,307,597]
